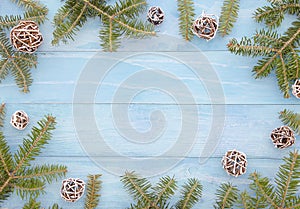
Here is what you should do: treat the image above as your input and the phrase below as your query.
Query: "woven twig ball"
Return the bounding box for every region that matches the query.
[60,178,85,202]
[270,126,295,149]
[222,150,247,177]
[10,110,29,130]
[192,12,218,41]
[10,21,43,53]
[147,6,164,25]
[292,79,300,99]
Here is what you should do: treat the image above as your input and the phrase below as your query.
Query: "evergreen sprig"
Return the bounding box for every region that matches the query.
[0,105,67,204]
[121,171,202,209]
[52,0,155,51]
[0,30,36,93]
[84,174,102,209]
[254,0,300,28]
[0,0,48,29]
[219,0,240,36]
[227,18,300,98]
[214,151,300,208]
[214,183,238,209]
[177,0,195,41]
[280,109,300,135]
[23,198,62,209]
[0,0,48,93]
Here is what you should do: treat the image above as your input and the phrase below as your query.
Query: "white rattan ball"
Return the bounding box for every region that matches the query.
[60,178,85,202]
[222,149,247,177]
[10,110,29,130]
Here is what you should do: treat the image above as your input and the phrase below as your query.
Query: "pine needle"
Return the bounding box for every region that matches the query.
[52,0,155,51]
[177,0,195,41]
[254,0,300,28]
[0,114,67,203]
[0,103,5,127]
[175,178,202,209]
[214,183,238,209]
[219,0,240,36]
[227,18,300,98]
[84,174,102,209]
[279,109,300,135]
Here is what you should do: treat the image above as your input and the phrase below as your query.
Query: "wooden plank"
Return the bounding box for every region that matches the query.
[0,156,285,209]
[0,52,298,104]
[2,103,299,159]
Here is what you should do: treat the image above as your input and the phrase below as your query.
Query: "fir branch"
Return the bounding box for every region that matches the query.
[214,183,238,209]
[275,151,300,207]
[53,0,155,51]
[175,178,202,209]
[177,0,195,41]
[0,103,5,127]
[23,198,62,209]
[219,0,240,36]
[227,18,300,98]
[249,172,277,207]
[280,109,300,135]
[0,32,36,93]
[13,115,56,172]
[122,172,202,209]
[84,174,102,209]
[121,171,152,205]
[15,165,67,183]
[254,0,300,28]
[23,198,41,209]
[215,151,300,208]
[13,178,45,200]
[0,115,66,203]
[153,176,177,205]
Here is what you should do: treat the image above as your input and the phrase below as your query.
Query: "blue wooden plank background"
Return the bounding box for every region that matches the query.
[0,0,299,208]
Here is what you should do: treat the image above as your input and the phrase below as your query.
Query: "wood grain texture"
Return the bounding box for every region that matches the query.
[0,0,299,208]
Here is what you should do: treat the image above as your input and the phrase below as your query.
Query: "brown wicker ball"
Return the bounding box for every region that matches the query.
[10,21,43,54]
[292,79,300,99]
[222,150,247,177]
[192,12,218,41]
[270,126,295,149]
[147,6,165,25]
[10,110,29,130]
[60,178,85,202]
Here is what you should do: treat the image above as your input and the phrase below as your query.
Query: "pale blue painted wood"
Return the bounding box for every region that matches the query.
[0,0,299,208]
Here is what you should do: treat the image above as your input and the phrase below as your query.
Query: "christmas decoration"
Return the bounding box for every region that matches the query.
[219,0,240,36]
[0,104,67,203]
[227,0,300,98]
[60,178,86,202]
[222,150,247,177]
[292,79,300,99]
[177,0,195,41]
[0,0,48,93]
[10,110,29,130]
[147,6,164,26]
[280,109,300,135]
[10,21,43,54]
[192,12,219,41]
[270,126,295,149]
[121,171,202,208]
[215,151,300,208]
[52,0,155,51]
